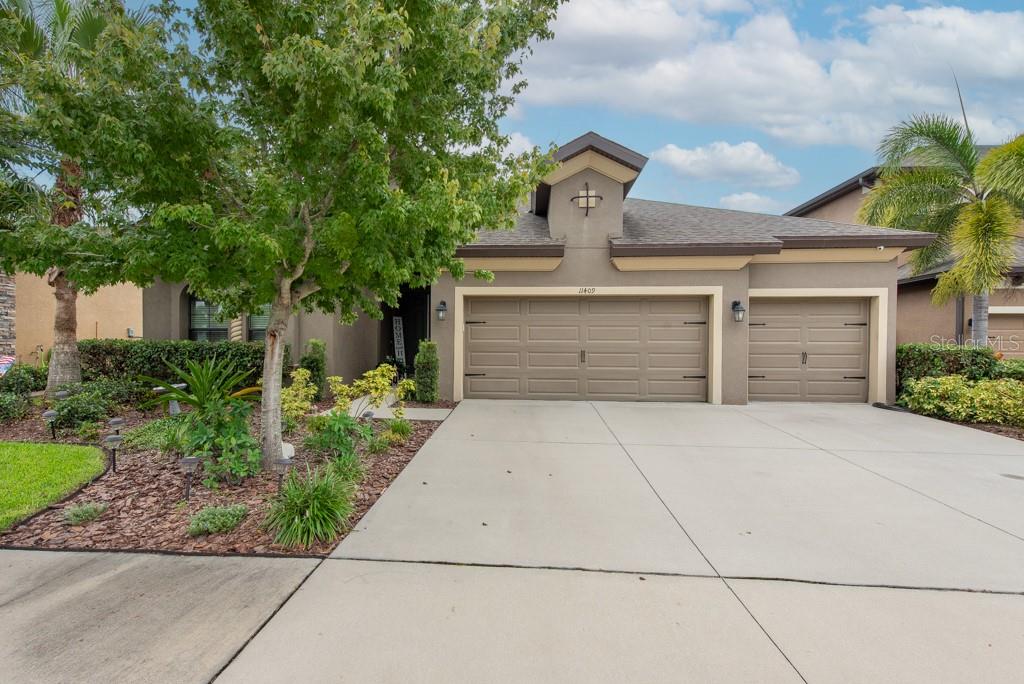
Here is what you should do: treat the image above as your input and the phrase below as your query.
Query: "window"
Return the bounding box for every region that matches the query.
[247,304,271,341]
[189,297,230,341]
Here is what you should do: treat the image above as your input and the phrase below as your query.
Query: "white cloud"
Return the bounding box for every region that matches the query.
[651,140,799,187]
[719,192,785,213]
[521,4,1024,147]
[505,132,536,156]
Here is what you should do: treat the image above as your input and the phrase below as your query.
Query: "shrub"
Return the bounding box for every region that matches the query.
[183,398,261,485]
[994,358,1024,380]
[54,390,112,428]
[365,433,389,454]
[329,451,364,484]
[899,375,1024,427]
[304,411,372,457]
[414,340,439,403]
[188,504,248,536]
[328,364,399,417]
[78,338,279,382]
[264,466,353,548]
[0,392,28,421]
[66,378,151,407]
[142,357,261,414]
[281,367,317,433]
[122,416,188,452]
[0,363,45,396]
[895,343,999,394]
[383,417,412,440]
[63,502,107,525]
[76,421,103,442]
[299,339,327,401]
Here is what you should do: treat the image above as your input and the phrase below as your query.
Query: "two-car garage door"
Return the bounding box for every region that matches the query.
[463,297,707,401]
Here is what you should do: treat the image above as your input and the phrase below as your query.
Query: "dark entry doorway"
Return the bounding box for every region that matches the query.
[381,286,430,377]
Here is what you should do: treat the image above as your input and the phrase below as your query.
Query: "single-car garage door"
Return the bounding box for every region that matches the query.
[987,314,1024,358]
[464,297,707,401]
[748,298,869,402]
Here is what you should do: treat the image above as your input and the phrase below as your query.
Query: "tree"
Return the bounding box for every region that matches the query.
[0,0,156,393]
[131,0,562,467]
[859,115,1024,346]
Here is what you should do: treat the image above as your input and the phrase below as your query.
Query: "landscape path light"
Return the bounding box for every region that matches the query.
[103,433,123,473]
[42,410,57,439]
[179,457,201,501]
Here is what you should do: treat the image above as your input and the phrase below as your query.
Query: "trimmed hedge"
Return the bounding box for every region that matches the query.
[77,339,284,382]
[895,343,998,394]
[994,358,1024,381]
[899,375,1024,427]
[414,340,439,403]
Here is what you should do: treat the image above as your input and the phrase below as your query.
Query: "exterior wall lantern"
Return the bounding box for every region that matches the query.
[731,300,746,323]
[435,300,448,321]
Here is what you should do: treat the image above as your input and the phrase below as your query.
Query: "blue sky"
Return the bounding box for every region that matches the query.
[147,1,1024,215]
[501,1,1024,213]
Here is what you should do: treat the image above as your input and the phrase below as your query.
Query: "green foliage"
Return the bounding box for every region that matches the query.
[122,416,187,452]
[75,420,102,442]
[0,363,45,396]
[53,389,111,428]
[0,391,29,421]
[78,339,270,383]
[141,358,260,414]
[264,467,353,549]
[994,359,1024,381]
[63,501,107,525]
[304,411,372,458]
[328,364,401,418]
[365,433,389,455]
[329,451,364,485]
[0,442,105,530]
[70,378,151,406]
[299,339,327,402]
[187,504,247,536]
[383,417,412,440]
[899,375,1024,427]
[895,343,998,393]
[281,367,317,434]
[414,340,439,403]
[182,399,260,486]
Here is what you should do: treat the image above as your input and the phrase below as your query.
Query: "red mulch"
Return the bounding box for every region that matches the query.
[0,405,166,445]
[0,419,439,557]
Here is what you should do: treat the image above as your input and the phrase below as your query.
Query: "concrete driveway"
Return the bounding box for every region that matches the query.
[216,400,1024,683]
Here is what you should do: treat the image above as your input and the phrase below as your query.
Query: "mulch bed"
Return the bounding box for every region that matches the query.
[0,418,439,557]
[403,399,459,409]
[0,406,166,445]
[959,422,1024,442]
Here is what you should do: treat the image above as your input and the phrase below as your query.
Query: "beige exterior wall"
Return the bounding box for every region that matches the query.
[141,280,381,380]
[14,274,143,364]
[897,282,957,345]
[800,187,865,223]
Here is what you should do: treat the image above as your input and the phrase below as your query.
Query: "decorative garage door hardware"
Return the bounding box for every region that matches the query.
[465,320,487,324]
[682,321,707,325]
[844,322,868,326]
[464,373,486,377]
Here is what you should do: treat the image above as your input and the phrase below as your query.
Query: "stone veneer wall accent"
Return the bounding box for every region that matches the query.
[0,272,14,355]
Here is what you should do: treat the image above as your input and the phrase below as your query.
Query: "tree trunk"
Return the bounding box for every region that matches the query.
[259,298,292,469]
[45,270,81,394]
[971,292,990,348]
[45,159,84,396]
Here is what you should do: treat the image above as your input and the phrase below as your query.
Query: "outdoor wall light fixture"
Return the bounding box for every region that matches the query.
[436,300,448,321]
[731,300,747,323]
[179,457,201,501]
[42,410,57,439]
[103,433,123,473]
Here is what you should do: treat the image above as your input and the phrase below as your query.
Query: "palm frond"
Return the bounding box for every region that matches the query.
[877,113,978,184]
[907,202,959,275]
[858,167,964,229]
[7,0,48,57]
[978,134,1024,205]
[932,195,1018,304]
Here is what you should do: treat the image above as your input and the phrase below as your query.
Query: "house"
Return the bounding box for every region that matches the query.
[8,132,933,404]
[428,132,932,404]
[786,151,1024,357]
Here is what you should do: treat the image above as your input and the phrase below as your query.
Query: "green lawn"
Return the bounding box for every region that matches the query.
[0,442,106,530]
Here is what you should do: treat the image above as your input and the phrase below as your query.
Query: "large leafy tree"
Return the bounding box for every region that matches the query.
[1,0,157,393]
[860,114,1024,346]
[132,0,562,466]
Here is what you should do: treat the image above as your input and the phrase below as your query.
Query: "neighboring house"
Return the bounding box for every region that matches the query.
[3,273,143,364]
[786,152,1024,358]
[427,132,931,404]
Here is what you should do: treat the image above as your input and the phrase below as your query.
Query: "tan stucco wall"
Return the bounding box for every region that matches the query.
[897,281,957,345]
[14,274,143,363]
[800,187,865,224]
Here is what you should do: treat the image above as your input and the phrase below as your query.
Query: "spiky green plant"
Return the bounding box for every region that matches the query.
[860,112,1024,345]
[140,357,260,414]
[263,466,353,549]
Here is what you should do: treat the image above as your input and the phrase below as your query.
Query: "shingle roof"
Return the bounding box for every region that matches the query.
[456,211,565,257]
[898,237,1024,283]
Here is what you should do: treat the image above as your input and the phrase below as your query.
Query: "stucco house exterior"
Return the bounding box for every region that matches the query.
[786,152,1024,357]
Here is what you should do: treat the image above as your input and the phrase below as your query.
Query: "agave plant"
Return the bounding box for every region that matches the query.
[140,357,260,414]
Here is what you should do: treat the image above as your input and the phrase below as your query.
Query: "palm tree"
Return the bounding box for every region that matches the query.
[859,115,1024,346]
[3,0,152,393]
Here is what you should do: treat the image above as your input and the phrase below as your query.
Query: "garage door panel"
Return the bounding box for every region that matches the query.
[468,299,521,316]
[988,314,1024,358]
[464,296,707,401]
[749,298,868,403]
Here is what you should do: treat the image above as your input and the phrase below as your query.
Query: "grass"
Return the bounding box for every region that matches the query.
[0,442,106,531]
[63,502,108,525]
